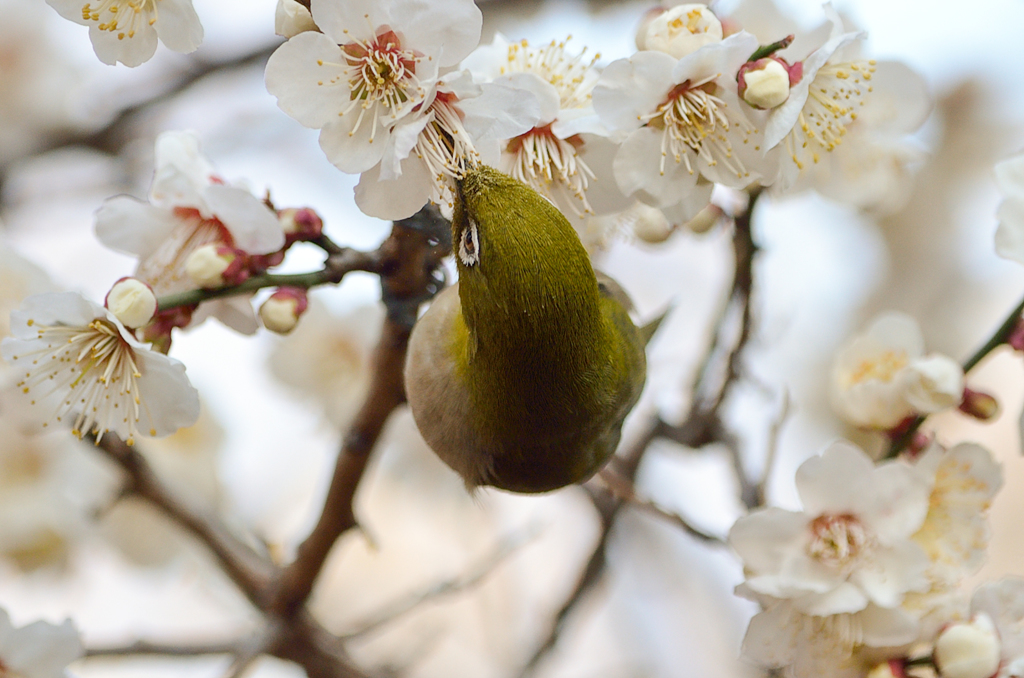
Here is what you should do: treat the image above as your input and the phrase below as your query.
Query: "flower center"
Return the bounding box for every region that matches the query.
[807,514,869,568]
[642,77,752,181]
[12,318,146,445]
[316,28,425,143]
[786,60,876,169]
[505,37,600,110]
[80,0,157,40]
[414,93,480,211]
[848,349,908,385]
[505,125,595,216]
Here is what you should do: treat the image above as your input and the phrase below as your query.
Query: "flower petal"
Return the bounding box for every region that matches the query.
[613,127,698,207]
[795,441,875,516]
[95,196,183,260]
[354,158,433,221]
[593,51,676,133]
[202,185,284,255]
[152,0,203,54]
[87,22,158,67]
[265,32,355,130]
[135,351,201,437]
[390,0,482,67]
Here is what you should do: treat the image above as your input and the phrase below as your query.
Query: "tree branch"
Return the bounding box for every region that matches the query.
[85,640,242,657]
[156,248,379,312]
[270,207,451,617]
[90,434,275,606]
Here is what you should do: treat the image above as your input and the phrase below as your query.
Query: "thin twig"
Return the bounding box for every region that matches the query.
[85,640,241,657]
[90,434,275,606]
[754,390,791,507]
[343,530,539,640]
[156,248,379,312]
[598,468,722,544]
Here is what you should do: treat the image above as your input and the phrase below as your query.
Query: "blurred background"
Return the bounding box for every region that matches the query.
[0,0,1023,676]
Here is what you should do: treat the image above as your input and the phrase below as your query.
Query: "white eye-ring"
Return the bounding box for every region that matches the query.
[458,218,480,267]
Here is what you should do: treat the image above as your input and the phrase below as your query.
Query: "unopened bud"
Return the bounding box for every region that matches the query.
[959,387,1000,421]
[903,355,964,414]
[636,4,723,59]
[683,204,723,234]
[934,614,1001,678]
[274,0,316,38]
[631,204,675,243]
[259,287,308,334]
[738,58,792,110]
[185,245,246,289]
[105,277,157,329]
[279,207,323,244]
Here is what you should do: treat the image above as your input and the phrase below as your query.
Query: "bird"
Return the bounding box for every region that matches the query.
[404,164,657,493]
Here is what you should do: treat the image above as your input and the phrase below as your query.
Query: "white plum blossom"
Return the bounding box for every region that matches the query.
[593,32,764,223]
[1,292,200,445]
[791,60,931,213]
[0,608,82,678]
[732,442,932,676]
[830,312,964,430]
[463,35,629,221]
[760,5,886,190]
[265,0,482,175]
[912,444,1002,586]
[355,70,542,220]
[968,578,1024,678]
[994,151,1024,265]
[731,441,930,617]
[636,4,723,59]
[45,0,202,67]
[95,131,284,335]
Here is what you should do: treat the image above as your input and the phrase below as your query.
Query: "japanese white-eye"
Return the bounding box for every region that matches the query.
[405,165,656,493]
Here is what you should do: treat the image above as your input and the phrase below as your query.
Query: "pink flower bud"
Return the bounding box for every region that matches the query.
[279,207,324,245]
[959,388,1000,421]
[259,287,308,334]
[105,277,157,329]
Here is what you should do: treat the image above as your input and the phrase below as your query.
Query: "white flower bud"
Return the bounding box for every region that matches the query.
[259,289,308,335]
[632,204,674,243]
[740,59,791,110]
[637,4,723,59]
[902,354,964,414]
[105,278,157,329]
[275,0,316,38]
[185,245,233,289]
[683,204,721,234]
[935,614,1001,678]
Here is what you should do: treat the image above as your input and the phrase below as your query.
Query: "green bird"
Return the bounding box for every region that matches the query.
[404,165,656,493]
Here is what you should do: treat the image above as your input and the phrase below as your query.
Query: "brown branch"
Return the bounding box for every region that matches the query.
[270,207,451,617]
[90,434,275,606]
[598,469,722,544]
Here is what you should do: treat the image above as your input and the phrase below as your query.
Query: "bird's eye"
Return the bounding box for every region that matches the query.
[458,218,480,267]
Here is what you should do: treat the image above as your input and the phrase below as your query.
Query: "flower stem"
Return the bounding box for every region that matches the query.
[885,291,1024,458]
[154,248,378,312]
